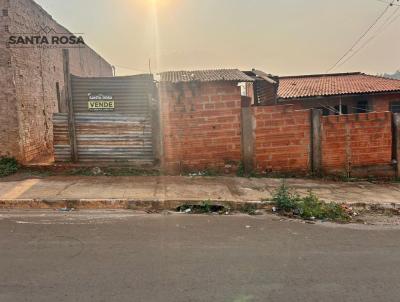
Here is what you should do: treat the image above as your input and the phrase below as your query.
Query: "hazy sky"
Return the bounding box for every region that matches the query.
[34,0,400,76]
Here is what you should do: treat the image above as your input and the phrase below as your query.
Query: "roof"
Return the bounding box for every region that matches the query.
[159,69,254,83]
[244,69,278,85]
[278,72,400,99]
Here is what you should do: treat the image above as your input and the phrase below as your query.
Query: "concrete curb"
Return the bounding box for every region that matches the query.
[1,198,400,212]
[0,199,267,211]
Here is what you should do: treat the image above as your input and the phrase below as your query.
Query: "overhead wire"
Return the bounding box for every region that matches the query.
[335,4,400,69]
[326,0,395,72]
[376,0,400,6]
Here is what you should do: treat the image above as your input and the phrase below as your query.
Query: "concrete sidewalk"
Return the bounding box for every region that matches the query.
[1,175,400,209]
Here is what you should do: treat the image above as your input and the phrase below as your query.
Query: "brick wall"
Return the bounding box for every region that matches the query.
[0,0,113,162]
[252,105,311,173]
[372,94,400,112]
[321,112,392,175]
[160,81,242,173]
[0,0,19,158]
[160,91,395,178]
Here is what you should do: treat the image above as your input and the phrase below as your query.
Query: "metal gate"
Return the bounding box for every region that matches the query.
[53,74,157,164]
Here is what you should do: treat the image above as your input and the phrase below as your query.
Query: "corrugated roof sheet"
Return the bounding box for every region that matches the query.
[159,69,254,83]
[278,72,400,99]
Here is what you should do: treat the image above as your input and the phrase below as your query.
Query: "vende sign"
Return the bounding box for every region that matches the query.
[88,94,115,111]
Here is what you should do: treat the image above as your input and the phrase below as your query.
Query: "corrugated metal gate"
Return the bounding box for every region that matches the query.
[53,74,156,163]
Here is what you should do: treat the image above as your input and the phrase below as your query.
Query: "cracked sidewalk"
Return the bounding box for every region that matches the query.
[1,176,400,209]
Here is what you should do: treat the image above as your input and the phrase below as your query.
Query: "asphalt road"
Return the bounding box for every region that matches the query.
[1,210,400,302]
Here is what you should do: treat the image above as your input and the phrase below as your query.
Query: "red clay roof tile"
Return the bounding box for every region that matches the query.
[278,72,400,99]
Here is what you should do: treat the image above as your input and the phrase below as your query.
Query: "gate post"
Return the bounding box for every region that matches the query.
[63,49,78,162]
[311,109,322,175]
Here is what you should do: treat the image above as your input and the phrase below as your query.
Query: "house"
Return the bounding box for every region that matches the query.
[242,71,400,115]
[276,72,400,115]
[0,0,113,163]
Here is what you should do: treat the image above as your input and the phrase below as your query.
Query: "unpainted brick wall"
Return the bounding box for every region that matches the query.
[160,82,242,173]
[372,94,400,112]
[252,105,311,173]
[0,0,20,158]
[160,88,395,177]
[321,112,392,174]
[1,0,113,162]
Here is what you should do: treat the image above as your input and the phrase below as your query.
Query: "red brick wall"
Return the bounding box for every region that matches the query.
[160,89,395,177]
[252,105,311,173]
[321,112,392,175]
[160,82,242,173]
[372,94,400,112]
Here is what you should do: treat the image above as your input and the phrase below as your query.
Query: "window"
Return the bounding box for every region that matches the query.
[316,107,330,116]
[4,25,9,32]
[356,100,369,113]
[334,105,348,115]
[56,82,61,112]
[2,9,8,17]
[390,101,400,113]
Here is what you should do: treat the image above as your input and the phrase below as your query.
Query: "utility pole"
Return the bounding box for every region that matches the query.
[148,59,152,75]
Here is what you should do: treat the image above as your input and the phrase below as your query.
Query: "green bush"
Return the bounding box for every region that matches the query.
[272,184,350,221]
[0,157,19,177]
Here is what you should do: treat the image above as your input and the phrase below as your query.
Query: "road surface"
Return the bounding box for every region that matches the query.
[0,210,399,302]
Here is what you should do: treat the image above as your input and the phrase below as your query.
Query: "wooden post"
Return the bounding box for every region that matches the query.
[311,109,322,175]
[63,49,78,162]
[393,113,400,177]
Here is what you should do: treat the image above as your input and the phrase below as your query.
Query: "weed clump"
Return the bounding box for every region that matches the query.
[236,162,245,177]
[272,183,350,222]
[0,157,19,177]
[272,182,300,212]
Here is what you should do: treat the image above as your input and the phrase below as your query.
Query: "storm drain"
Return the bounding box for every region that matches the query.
[176,203,227,214]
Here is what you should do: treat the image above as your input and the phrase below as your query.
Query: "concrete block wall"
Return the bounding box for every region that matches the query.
[160,82,242,174]
[1,0,113,162]
[160,89,396,177]
[251,105,311,173]
[320,112,393,176]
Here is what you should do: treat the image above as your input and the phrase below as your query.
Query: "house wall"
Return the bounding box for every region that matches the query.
[371,94,400,112]
[251,105,311,173]
[0,0,19,158]
[245,80,277,106]
[321,112,393,176]
[160,81,243,174]
[0,0,113,162]
[278,93,400,115]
